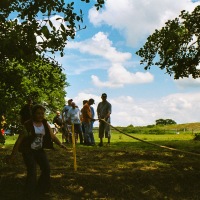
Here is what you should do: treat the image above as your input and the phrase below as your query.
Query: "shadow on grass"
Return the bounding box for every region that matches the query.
[1,141,200,200]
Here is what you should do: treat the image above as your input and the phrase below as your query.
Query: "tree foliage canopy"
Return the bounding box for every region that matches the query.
[0,58,68,128]
[156,119,177,125]
[0,0,104,128]
[136,5,200,79]
[0,0,104,62]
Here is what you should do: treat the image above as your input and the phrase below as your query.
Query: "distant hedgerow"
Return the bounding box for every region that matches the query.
[193,133,200,141]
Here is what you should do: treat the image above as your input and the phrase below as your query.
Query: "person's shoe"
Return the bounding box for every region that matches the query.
[98,142,103,147]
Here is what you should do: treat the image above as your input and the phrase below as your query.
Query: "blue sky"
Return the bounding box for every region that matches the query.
[52,0,200,127]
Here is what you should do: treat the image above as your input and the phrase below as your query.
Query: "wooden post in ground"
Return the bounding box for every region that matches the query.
[71,123,77,171]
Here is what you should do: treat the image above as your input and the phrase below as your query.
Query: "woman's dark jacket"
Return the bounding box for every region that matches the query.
[18,119,53,153]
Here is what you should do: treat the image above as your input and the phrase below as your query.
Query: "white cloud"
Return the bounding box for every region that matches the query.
[110,92,200,126]
[67,32,132,62]
[70,92,98,105]
[71,92,200,126]
[91,75,123,88]
[58,53,109,75]
[91,63,154,88]
[175,75,200,88]
[89,0,200,47]
[65,32,154,87]
[107,64,153,84]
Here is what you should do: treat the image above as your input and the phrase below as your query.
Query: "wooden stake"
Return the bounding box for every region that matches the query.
[71,123,77,171]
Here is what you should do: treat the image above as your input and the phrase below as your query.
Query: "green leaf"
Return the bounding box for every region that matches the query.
[60,23,66,32]
[41,26,50,38]
[49,20,53,28]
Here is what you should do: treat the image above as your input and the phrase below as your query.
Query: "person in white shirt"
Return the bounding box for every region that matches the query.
[67,102,83,144]
[8,104,67,199]
[62,99,73,143]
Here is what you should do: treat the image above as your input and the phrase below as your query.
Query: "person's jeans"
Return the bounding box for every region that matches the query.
[83,122,95,145]
[22,149,50,196]
[74,123,83,143]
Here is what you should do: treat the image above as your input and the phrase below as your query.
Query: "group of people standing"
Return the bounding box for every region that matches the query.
[53,93,112,147]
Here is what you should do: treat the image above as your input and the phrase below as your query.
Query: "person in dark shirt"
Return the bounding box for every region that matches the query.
[9,104,67,199]
[53,111,64,136]
[97,93,112,147]
[19,98,33,124]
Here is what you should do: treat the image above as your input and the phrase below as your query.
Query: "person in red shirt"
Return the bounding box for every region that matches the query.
[81,99,95,145]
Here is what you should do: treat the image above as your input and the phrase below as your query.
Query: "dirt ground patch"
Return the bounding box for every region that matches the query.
[1,143,200,200]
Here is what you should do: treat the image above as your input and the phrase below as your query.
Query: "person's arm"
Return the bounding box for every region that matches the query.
[79,109,82,121]
[86,109,95,121]
[54,122,60,129]
[67,109,70,117]
[105,103,112,119]
[5,132,26,164]
[48,124,67,149]
[10,134,24,157]
[106,111,111,119]
[67,110,71,124]
[80,108,84,122]
[61,108,65,123]
[53,117,57,128]
[97,103,101,119]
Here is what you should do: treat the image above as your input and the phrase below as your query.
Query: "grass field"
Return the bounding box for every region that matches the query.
[1,127,200,200]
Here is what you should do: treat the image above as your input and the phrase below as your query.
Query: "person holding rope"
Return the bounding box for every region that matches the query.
[97,93,112,147]
[67,102,84,144]
[81,100,88,144]
[7,104,67,199]
[62,99,73,143]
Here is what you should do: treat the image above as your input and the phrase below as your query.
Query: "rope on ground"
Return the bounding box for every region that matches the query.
[100,119,200,157]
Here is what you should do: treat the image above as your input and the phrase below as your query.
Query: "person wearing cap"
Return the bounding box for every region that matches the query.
[89,98,95,144]
[97,93,112,146]
[67,102,83,144]
[81,99,96,145]
[81,100,88,144]
[90,100,95,129]
[62,99,73,143]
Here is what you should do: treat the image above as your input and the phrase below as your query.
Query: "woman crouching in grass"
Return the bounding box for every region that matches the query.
[8,104,67,199]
